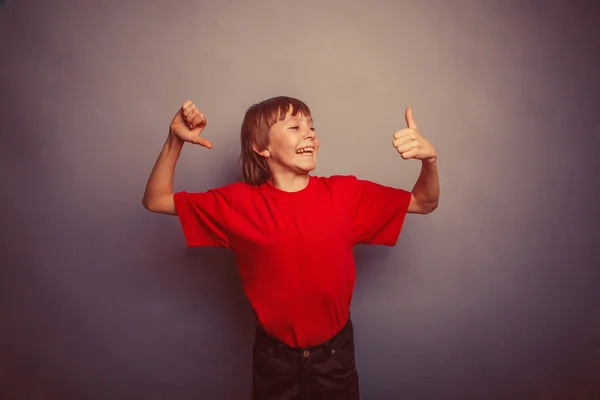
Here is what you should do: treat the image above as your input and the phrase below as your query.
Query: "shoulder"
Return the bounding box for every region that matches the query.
[315,175,410,200]
[221,181,256,193]
[178,181,257,201]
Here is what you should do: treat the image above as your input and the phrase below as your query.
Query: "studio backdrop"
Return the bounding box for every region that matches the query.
[1,0,599,399]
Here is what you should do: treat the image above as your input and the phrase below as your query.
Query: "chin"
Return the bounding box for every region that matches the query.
[299,160,316,171]
[291,153,317,172]
[297,165,315,172]
[297,164,316,174]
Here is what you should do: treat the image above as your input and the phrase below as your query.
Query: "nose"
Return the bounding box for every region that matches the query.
[305,128,315,140]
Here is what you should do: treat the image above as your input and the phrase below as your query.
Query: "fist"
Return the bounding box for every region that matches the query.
[169,100,212,149]
[392,107,436,161]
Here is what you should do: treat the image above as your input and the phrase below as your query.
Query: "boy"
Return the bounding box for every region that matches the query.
[142,96,439,400]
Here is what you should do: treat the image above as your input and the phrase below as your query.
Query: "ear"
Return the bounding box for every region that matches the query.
[252,144,271,158]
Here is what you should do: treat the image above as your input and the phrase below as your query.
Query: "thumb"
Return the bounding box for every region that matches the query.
[192,134,213,149]
[405,107,418,130]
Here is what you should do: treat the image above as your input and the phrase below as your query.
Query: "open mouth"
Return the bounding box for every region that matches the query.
[295,147,314,156]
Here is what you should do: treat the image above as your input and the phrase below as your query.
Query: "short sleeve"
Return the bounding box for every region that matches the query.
[352,178,412,246]
[173,187,231,248]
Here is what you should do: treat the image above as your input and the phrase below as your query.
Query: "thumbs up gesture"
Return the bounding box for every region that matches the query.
[392,107,436,162]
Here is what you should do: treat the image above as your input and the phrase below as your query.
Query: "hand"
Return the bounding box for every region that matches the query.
[392,107,436,162]
[169,100,213,149]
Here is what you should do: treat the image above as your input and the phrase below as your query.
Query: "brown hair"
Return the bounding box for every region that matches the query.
[240,96,312,185]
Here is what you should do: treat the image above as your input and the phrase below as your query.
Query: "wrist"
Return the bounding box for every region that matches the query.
[423,156,437,165]
[166,131,184,149]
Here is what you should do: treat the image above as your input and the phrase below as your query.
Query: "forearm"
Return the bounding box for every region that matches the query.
[411,158,439,212]
[142,134,184,214]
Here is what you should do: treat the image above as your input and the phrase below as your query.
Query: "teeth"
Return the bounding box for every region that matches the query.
[296,148,314,154]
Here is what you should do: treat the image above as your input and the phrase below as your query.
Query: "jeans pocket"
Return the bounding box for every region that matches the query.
[330,336,357,371]
[252,342,273,371]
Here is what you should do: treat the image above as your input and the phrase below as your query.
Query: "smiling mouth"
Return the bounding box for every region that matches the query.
[295,147,314,156]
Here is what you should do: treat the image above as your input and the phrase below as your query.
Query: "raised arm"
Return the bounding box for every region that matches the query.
[392,107,439,214]
[142,100,212,215]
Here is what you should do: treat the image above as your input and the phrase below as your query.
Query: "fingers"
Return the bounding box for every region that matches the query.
[393,126,419,159]
[181,100,194,118]
[394,126,420,142]
[182,100,193,111]
[394,138,418,154]
[405,107,418,130]
[190,113,206,129]
[398,148,418,160]
[393,128,416,141]
[181,100,205,129]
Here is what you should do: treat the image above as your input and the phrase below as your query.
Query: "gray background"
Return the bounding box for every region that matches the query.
[1,0,599,399]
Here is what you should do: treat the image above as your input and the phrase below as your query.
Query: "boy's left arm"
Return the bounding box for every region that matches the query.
[392,107,440,214]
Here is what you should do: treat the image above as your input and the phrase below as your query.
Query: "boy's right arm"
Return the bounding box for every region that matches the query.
[142,100,213,215]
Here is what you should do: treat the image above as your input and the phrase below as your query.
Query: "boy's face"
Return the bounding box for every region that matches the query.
[261,107,320,177]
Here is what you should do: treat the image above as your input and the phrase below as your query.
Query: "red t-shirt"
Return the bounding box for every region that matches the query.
[174,175,411,348]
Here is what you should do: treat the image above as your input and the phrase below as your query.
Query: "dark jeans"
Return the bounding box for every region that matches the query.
[252,318,360,400]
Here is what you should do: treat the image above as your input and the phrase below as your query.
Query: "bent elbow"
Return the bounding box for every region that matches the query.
[142,194,177,215]
[418,200,438,214]
[142,197,156,212]
[425,201,439,214]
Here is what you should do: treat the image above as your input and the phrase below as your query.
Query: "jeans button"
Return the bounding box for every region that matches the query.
[303,350,310,358]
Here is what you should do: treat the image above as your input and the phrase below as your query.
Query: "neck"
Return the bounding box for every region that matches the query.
[269,173,310,192]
